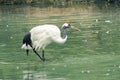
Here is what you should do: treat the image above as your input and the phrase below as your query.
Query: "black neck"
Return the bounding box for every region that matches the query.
[61,27,67,39]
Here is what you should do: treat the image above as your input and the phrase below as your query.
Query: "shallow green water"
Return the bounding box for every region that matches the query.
[0,4,120,80]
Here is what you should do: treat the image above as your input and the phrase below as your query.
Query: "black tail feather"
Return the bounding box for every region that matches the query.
[23,32,32,48]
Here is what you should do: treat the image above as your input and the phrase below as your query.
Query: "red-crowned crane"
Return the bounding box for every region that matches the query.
[21,23,80,61]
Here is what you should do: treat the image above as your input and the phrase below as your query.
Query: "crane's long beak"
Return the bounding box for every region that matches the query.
[71,26,80,31]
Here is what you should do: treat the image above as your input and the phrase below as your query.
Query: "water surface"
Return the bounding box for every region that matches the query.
[0,4,120,80]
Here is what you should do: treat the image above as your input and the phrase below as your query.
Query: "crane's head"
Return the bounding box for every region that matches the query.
[62,23,71,29]
[62,23,80,31]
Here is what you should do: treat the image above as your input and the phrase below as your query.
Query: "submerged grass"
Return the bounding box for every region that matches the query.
[0,5,120,80]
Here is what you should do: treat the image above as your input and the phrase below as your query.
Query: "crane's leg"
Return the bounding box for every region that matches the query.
[42,50,45,61]
[33,48,44,61]
[26,49,29,56]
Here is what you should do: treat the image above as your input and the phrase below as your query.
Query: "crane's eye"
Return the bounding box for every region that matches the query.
[66,24,71,28]
[68,23,71,26]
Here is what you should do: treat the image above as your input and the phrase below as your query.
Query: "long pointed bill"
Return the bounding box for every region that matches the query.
[71,26,80,31]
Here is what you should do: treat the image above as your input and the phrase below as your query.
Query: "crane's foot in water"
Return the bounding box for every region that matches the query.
[42,57,45,62]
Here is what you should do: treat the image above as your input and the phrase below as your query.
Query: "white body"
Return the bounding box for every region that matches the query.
[22,24,67,50]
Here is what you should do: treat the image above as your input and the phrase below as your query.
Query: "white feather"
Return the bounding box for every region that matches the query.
[30,24,67,50]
